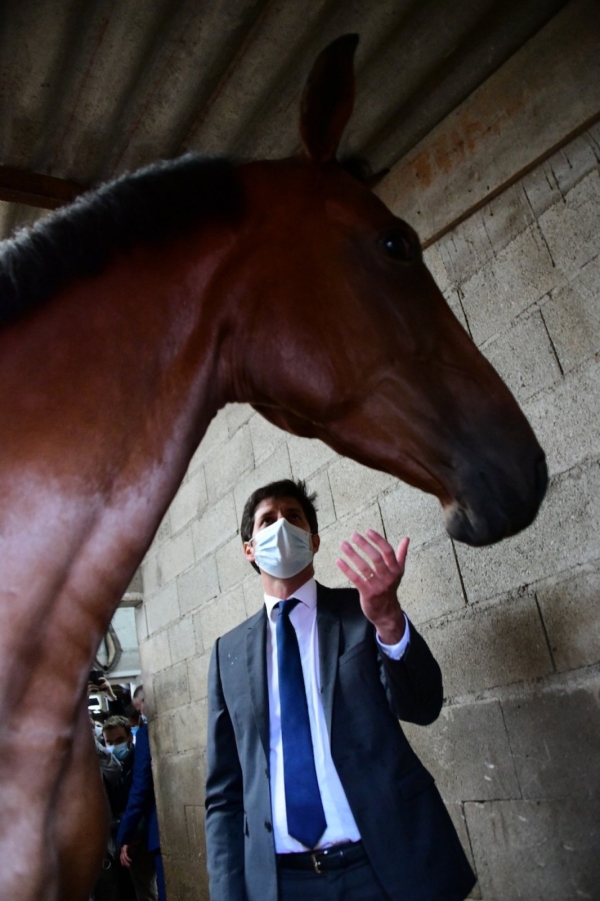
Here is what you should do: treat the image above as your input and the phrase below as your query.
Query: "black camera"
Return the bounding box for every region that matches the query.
[89,669,105,686]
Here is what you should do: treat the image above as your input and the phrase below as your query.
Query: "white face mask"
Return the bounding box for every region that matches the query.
[252,518,314,579]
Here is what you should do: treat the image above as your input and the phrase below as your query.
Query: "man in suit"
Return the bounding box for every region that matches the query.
[117,689,166,901]
[205,479,475,901]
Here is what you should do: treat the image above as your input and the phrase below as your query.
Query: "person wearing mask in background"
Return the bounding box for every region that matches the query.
[90,721,123,901]
[117,689,165,901]
[205,479,475,901]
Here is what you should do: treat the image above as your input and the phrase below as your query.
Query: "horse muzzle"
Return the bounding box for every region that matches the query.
[443,450,548,546]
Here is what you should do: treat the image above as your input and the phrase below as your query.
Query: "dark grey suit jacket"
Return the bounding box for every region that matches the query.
[205,583,475,901]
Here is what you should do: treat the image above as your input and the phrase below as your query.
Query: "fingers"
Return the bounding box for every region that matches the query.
[336,529,409,588]
[396,536,410,572]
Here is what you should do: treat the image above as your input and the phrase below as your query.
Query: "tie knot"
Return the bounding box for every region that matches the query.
[278,597,301,619]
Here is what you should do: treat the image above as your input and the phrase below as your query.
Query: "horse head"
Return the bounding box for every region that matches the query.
[231,35,547,546]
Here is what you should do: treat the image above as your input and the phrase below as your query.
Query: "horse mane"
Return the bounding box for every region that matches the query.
[0,155,242,328]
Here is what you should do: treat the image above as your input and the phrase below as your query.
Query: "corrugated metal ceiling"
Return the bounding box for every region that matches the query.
[0,0,569,240]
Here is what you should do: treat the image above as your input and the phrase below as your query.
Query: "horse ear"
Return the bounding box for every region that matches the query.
[300,34,359,163]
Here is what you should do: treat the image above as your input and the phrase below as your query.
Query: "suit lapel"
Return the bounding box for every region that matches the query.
[316,582,340,740]
[246,608,270,761]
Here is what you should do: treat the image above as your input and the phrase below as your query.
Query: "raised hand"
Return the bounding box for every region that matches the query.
[336,529,409,645]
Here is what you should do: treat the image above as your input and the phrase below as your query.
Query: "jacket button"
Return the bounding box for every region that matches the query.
[264,821,272,832]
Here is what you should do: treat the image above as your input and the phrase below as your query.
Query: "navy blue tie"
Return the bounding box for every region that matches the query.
[276,598,327,848]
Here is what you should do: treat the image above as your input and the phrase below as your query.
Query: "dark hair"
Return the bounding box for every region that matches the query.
[133,684,144,699]
[102,715,131,736]
[124,703,141,724]
[0,154,241,329]
[240,478,319,572]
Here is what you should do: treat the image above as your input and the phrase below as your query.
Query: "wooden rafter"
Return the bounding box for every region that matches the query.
[0,166,87,210]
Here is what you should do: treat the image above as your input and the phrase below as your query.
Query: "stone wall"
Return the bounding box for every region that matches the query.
[137,124,600,900]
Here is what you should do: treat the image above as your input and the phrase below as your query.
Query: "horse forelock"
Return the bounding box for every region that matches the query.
[0,154,243,329]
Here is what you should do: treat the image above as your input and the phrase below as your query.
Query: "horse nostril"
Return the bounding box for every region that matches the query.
[535,454,548,504]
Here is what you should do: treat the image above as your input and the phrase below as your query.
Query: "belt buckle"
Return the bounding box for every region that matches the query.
[311,852,324,874]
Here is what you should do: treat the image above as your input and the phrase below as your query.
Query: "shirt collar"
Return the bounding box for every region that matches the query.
[264,577,317,620]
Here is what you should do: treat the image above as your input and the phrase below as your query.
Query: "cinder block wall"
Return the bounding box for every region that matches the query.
[137,124,600,900]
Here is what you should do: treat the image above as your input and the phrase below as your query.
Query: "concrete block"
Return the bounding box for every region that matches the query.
[380,479,445,549]
[501,676,600,800]
[188,409,229,473]
[204,425,254,503]
[539,169,600,282]
[165,856,208,901]
[195,586,247,650]
[169,468,207,535]
[541,253,600,373]
[141,549,160,596]
[546,131,600,199]
[482,310,561,404]
[465,798,600,901]
[317,502,383,589]
[403,699,519,803]
[125,567,143,594]
[148,511,171,554]
[170,698,208,755]
[155,751,205,859]
[444,803,480,899]
[148,710,177,759]
[287,432,336,481]
[305,468,336,532]
[134,602,148,643]
[444,287,470,332]
[177,556,220,617]
[167,616,196,665]
[157,529,195,587]
[139,628,171,675]
[526,357,600,477]
[185,804,207,873]
[455,463,600,603]
[520,161,563,221]
[225,402,254,436]
[249,412,287,465]
[188,652,211,702]
[216,534,250,593]
[459,225,557,346]
[145,580,180,634]
[193,491,238,558]
[536,563,600,671]
[152,660,191,714]
[400,534,465,625]
[327,455,395,520]
[423,242,450,295]
[233,444,292,520]
[243,572,265,617]
[436,212,495,287]
[481,184,535,256]
[421,593,553,698]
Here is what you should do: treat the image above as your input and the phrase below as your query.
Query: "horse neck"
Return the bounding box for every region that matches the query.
[0,225,243,617]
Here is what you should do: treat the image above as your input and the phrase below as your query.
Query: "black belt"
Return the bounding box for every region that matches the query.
[277,840,366,874]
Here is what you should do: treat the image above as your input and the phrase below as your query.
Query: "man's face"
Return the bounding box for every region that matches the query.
[103,725,131,748]
[243,496,320,565]
[132,692,145,714]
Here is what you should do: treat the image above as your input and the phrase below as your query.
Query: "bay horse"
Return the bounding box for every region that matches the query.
[0,35,545,901]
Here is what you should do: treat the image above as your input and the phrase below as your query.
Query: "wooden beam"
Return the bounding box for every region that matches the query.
[376,0,600,247]
[0,165,86,210]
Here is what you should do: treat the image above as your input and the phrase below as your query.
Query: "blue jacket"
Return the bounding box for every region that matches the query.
[116,723,160,852]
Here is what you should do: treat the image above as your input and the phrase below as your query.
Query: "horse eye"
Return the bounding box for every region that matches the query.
[380,231,417,262]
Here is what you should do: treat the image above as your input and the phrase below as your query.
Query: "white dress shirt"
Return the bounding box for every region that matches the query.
[264,577,410,852]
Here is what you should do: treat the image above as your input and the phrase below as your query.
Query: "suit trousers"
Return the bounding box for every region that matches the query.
[278,857,391,901]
